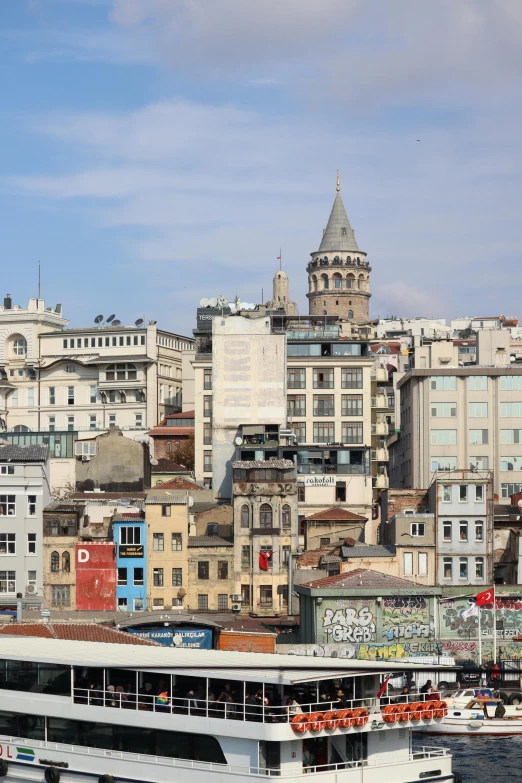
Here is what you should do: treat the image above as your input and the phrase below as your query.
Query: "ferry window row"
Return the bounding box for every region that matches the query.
[63,335,145,349]
[0,709,226,764]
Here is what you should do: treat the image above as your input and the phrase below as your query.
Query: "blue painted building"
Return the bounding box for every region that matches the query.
[113,515,147,611]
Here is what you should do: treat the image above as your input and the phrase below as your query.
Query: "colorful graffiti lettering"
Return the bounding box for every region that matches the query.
[382,624,431,641]
[322,606,376,643]
[282,639,488,661]
[383,597,427,610]
[441,598,522,639]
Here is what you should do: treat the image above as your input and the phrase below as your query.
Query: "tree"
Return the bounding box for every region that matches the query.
[168,432,195,472]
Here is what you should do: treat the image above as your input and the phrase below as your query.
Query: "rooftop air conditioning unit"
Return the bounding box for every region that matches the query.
[231,594,242,602]
[26,584,37,594]
[231,603,242,612]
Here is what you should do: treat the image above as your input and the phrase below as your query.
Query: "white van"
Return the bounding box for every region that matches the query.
[386,656,457,693]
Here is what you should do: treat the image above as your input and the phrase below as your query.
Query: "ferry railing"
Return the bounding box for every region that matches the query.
[72,687,439,722]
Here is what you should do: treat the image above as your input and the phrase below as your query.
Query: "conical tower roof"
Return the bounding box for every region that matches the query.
[318,186,360,254]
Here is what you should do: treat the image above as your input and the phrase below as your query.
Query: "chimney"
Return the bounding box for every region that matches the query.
[4,294,12,309]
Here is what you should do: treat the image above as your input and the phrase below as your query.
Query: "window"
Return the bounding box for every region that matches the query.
[117,567,127,586]
[468,376,488,391]
[260,503,273,528]
[197,594,208,610]
[287,368,305,389]
[501,376,522,390]
[135,413,143,429]
[12,337,27,356]
[459,521,468,541]
[105,364,137,381]
[204,369,212,390]
[218,561,229,580]
[241,545,251,568]
[313,422,334,442]
[75,442,96,457]
[203,424,212,445]
[48,416,56,432]
[342,422,363,443]
[501,402,522,417]
[241,585,251,606]
[403,552,413,576]
[0,571,15,594]
[171,533,182,551]
[204,453,212,472]
[134,568,144,586]
[0,534,15,554]
[67,416,75,432]
[443,521,452,541]
[207,524,219,536]
[341,368,363,389]
[27,387,34,407]
[203,397,213,418]
[153,533,164,551]
[431,376,456,390]
[218,594,228,610]
[431,430,457,445]
[298,484,305,503]
[198,561,209,580]
[475,485,484,502]
[51,585,70,606]
[117,597,128,611]
[172,568,182,587]
[459,485,468,502]
[27,533,36,554]
[260,585,273,607]
[48,387,56,405]
[27,495,36,516]
[469,456,488,470]
[120,526,141,545]
[313,368,334,389]
[342,394,363,416]
[475,557,484,579]
[282,504,291,528]
[418,552,428,577]
[62,552,70,572]
[241,505,250,528]
[431,457,457,471]
[282,545,291,566]
[0,496,16,515]
[459,558,468,579]
[431,402,456,417]
[501,429,522,444]
[153,568,164,587]
[67,387,75,405]
[475,521,484,542]
[0,466,14,475]
[502,482,522,498]
[470,429,488,445]
[443,558,452,579]
[51,551,60,572]
[320,537,330,546]
[288,394,306,416]
[161,505,171,517]
[89,415,97,431]
[410,522,425,537]
[469,402,488,417]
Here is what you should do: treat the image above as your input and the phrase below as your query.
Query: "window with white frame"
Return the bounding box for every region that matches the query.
[459,521,468,541]
[431,402,456,417]
[501,456,522,471]
[135,413,143,428]
[442,485,451,502]
[469,402,488,418]
[0,571,15,593]
[469,456,488,470]
[418,552,428,577]
[27,495,36,516]
[0,496,16,515]
[27,533,36,555]
[459,485,468,502]
[501,429,522,444]
[459,558,468,579]
[27,387,34,407]
[74,442,97,457]
[108,414,116,426]
[0,534,15,554]
[443,521,452,541]
[90,386,97,404]
[502,482,522,498]
[468,376,488,391]
[171,533,182,551]
[48,416,55,432]
[403,552,413,576]
[475,557,484,579]
[431,430,457,445]
[443,558,452,579]
[67,386,74,405]
[500,376,522,390]
[0,466,14,475]
[12,337,27,356]
[475,485,484,502]
[475,521,483,542]
[65,365,76,374]
[431,376,456,390]
[27,570,37,588]
[410,522,425,537]
[431,457,457,471]
[89,416,97,431]
[501,402,522,417]
[67,416,75,432]
[10,390,18,407]
[106,364,137,381]
[153,533,164,551]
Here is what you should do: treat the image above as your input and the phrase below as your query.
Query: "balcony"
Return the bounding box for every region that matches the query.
[375,447,389,461]
[371,367,389,383]
[375,472,389,489]
[372,394,389,409]
[372,421,388,436]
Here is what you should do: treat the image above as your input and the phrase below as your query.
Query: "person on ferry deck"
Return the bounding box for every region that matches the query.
[139,682,154,710]
[395,686,410,704]
[426,687,440,702]
[335,688,348,708]
[300,687,314,710]
[286,693,303,717]
[420,680,432,697]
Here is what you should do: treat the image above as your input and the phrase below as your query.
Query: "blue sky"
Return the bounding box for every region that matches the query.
[2,0,522,334]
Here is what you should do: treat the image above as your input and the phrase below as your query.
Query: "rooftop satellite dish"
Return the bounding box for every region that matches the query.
[135,318,144,327]
[209,297,218,307]
[229,305,236,314]
[94,315,103,324]
[200,298,209,308]
[106,314,116,323]
[218,296,228,308]
[111,319,121,326]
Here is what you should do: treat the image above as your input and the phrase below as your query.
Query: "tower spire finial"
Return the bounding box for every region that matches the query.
[336,170,340,192]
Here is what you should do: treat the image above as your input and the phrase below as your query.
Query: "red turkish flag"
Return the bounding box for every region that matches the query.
[259,552,270,571]
[476,588,494,606]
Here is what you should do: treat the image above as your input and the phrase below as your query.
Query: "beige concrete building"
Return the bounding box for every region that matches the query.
[302,507,367,550]
[186,536,234,612]
[145,494,190,610]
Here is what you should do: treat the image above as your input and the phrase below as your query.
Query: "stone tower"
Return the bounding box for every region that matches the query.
[307,175,371,322]
[265,268,298,315]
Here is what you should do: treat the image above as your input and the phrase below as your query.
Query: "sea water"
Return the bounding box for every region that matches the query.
[413,733,522,781]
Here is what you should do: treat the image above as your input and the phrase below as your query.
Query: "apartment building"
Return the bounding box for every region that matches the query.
[145,494,190,611]
[390,330,522,500]
[0,294,193,435]
[0,443,50,609]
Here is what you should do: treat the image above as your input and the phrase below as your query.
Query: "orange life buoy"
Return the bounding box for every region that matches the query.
[397,703,414,722]
[433,700,448,719]
[291,714,309,733]
[352,708,369,727]
[337,709,354,728]
[309,712,325,731]
[421,701,436,718]
[409,702,423,721]
[323,711,340,730]
[382,704,400,723]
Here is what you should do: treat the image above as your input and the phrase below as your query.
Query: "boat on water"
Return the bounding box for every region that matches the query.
[414,696,522,736]
[0,636,457,783]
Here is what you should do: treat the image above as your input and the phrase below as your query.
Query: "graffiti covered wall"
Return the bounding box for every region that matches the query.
[381,596,432,641]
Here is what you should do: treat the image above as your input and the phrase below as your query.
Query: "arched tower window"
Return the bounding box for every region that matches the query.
[333,273,342,289]
[321,274,329,290]
[358,274,365,290]
[348,310,354,319]
[260,503,273,528]
[62,552,70,572]
[51,551,60,572]
[241,504,250,528]
[311,274,318,292]
[12,337,27,357]
[346,256,351,264]
[347,274,355,289]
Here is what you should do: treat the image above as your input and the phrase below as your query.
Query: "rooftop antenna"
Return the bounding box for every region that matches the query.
[38,260,41,299]
[277,248,282,272]
[336,170,340,192]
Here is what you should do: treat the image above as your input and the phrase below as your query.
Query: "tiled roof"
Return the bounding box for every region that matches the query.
[145,494,189,505]
[69,493,146,501]
[318,190,360,253]
[232,460,295,470]
[148,427,194,437]
[151,477,205,491]
[304,507,367,522]
[151,459,191,473]
[164,411,195,420]
[341,545,396,558]
[0,623,158,645]
[0,444,49,462]
[112,513,145,522]
[188,536,233,547]
[301,568,424,590]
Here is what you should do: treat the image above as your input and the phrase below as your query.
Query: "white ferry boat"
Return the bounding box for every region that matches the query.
[0,637,456,783]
